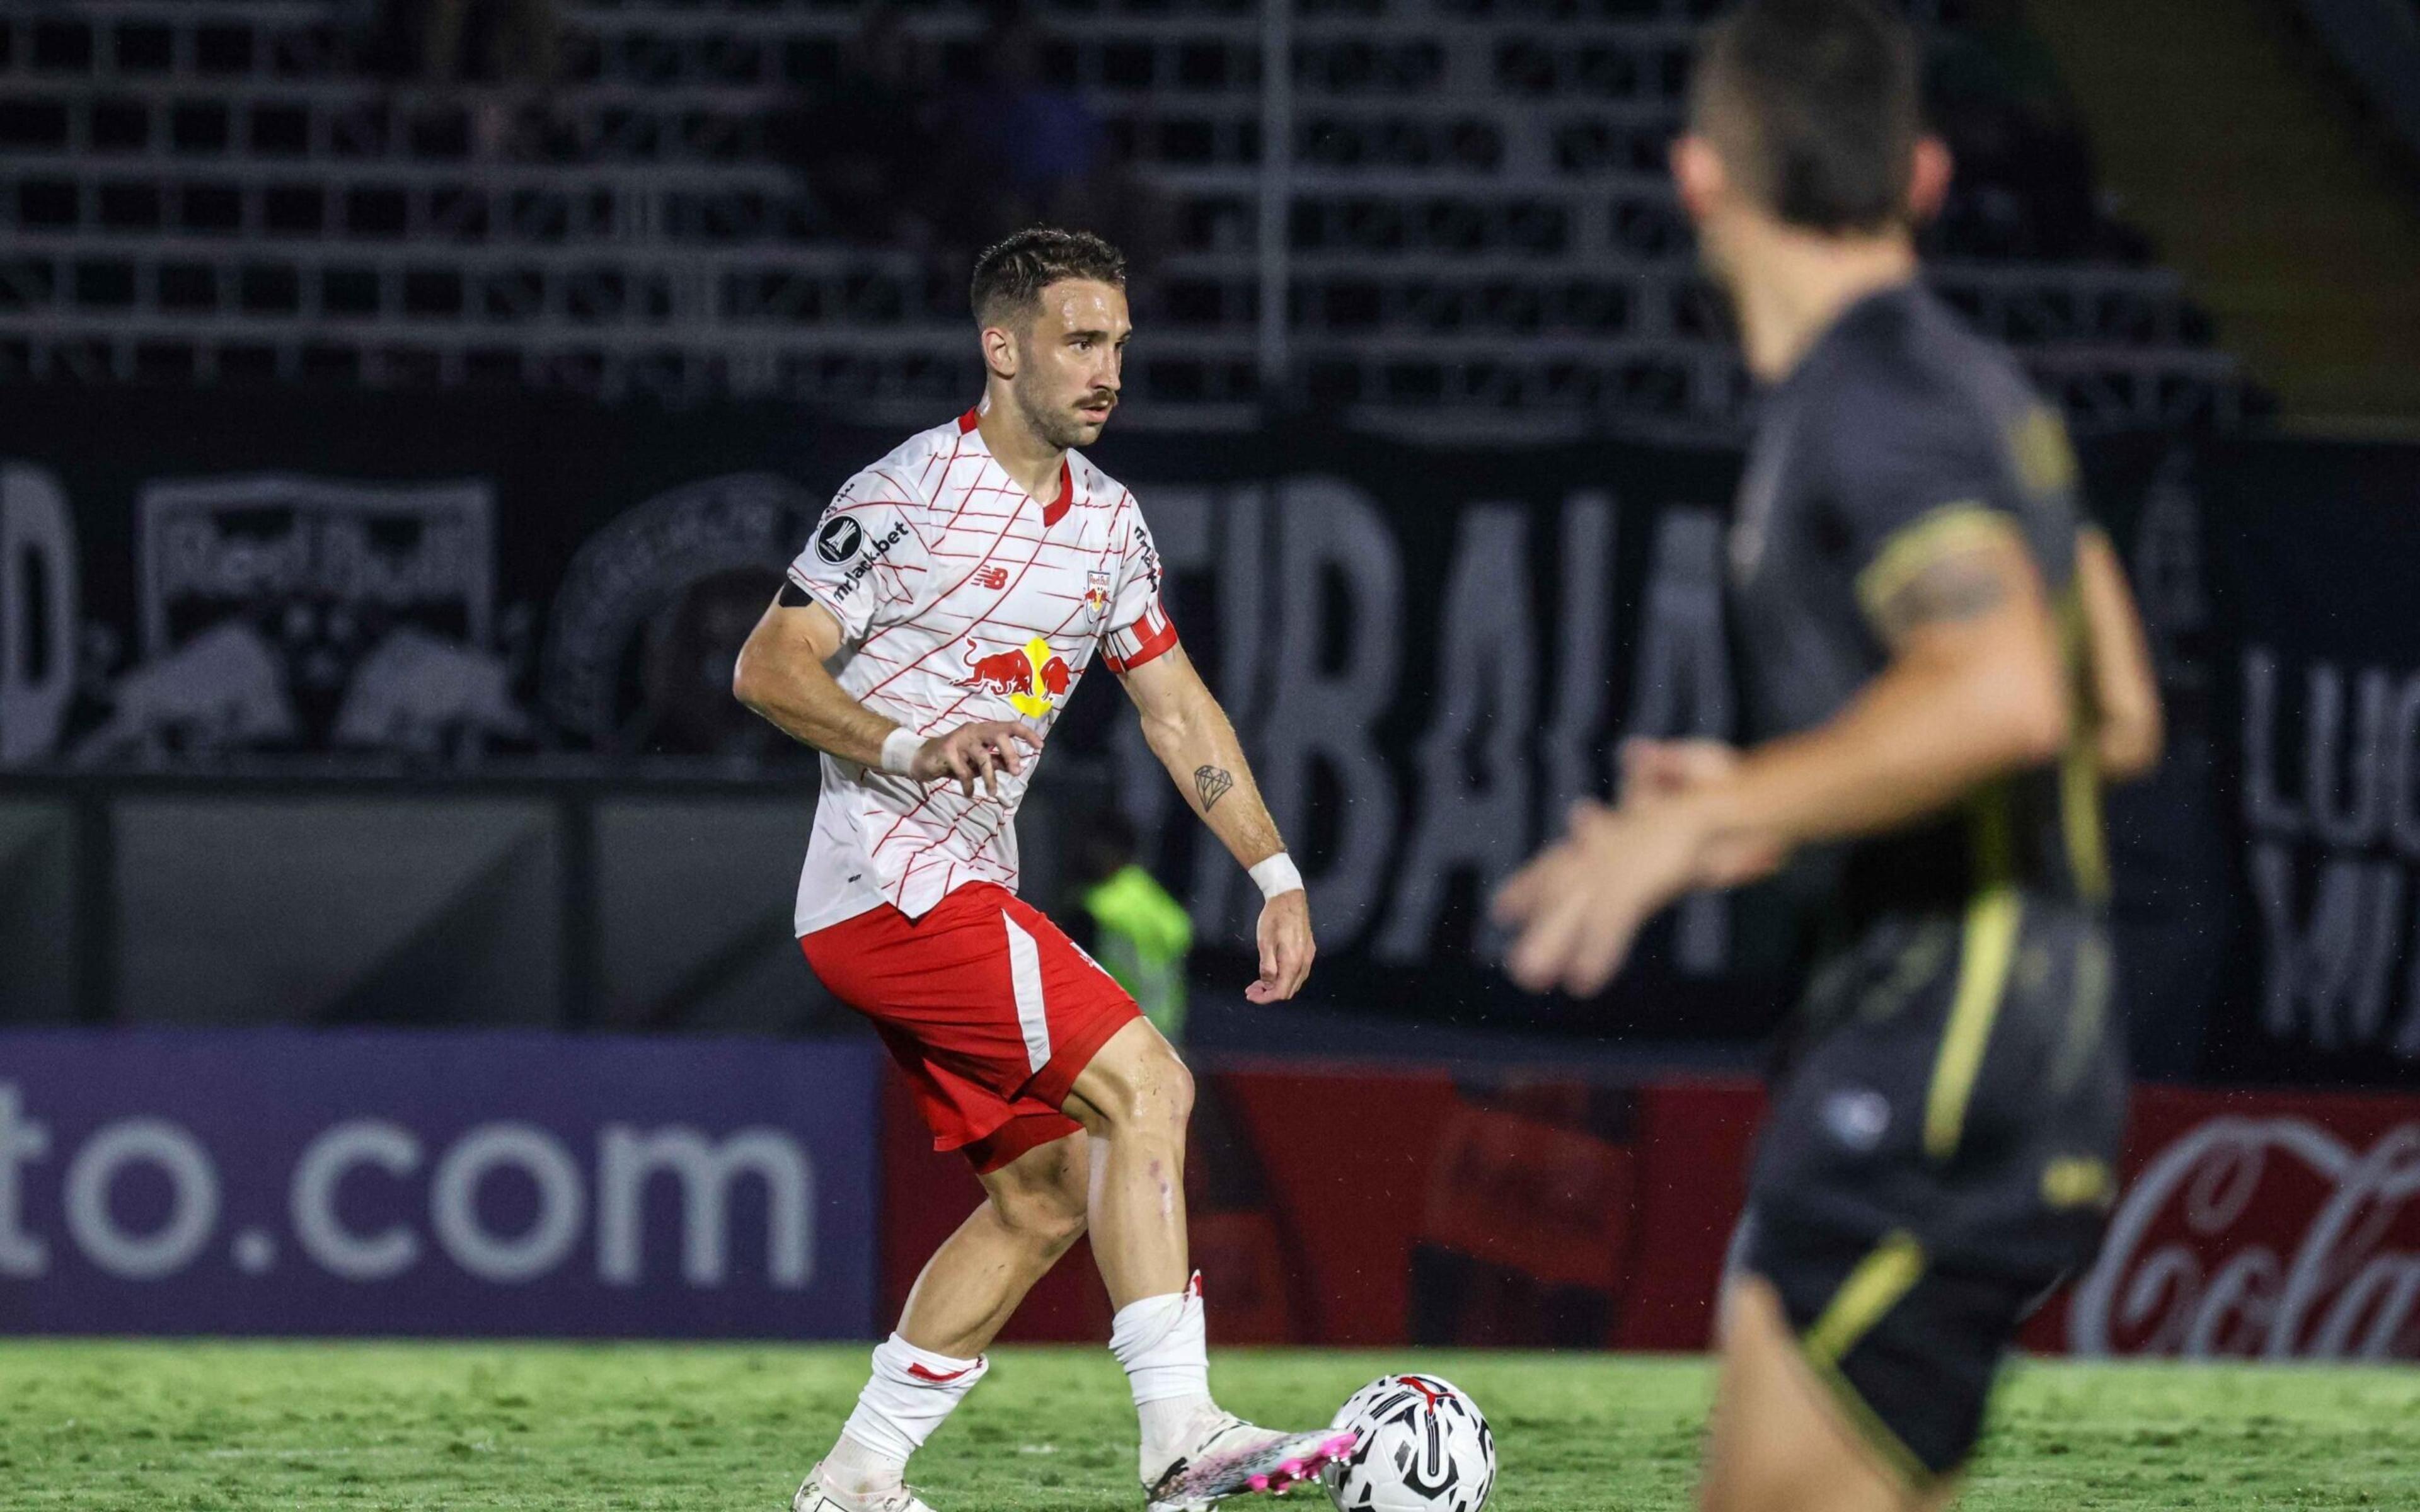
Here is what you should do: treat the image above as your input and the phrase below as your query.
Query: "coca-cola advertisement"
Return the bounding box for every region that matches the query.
[2052,1086,2420,1361]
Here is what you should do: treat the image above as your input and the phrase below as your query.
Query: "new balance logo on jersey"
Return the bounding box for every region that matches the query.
[974,565,1010,590]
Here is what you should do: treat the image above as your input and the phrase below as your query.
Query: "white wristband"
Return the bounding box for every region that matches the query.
[1248,852,1304,902]
[879,728,924,777]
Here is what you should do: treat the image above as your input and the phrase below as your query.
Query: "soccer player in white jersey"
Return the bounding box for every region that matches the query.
[734,227,1351,1512]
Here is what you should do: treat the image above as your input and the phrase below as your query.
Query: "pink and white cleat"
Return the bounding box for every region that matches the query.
[1143,1416,1361,1511]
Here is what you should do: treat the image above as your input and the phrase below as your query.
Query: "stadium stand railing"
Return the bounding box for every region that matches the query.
[0,0,2252,437]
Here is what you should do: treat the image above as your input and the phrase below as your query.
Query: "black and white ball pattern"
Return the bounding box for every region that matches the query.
[1321,1374,1497,1512]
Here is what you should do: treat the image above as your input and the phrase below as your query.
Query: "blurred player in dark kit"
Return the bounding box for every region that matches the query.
[1495,3,2164,1509]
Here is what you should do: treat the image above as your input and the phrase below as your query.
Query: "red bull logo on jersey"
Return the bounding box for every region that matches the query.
[958,637,1072,718]
[1085,570,1112,619]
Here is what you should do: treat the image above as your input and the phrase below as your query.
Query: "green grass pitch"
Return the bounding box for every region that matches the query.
[3,1343,2416,1510]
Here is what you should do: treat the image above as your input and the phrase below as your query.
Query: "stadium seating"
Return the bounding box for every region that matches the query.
[0,0,2253,433]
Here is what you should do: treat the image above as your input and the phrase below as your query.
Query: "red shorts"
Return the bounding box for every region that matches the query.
[801,882,1141,1174]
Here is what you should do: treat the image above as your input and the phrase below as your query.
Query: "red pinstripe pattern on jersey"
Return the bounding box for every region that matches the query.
[790,412,1177,925]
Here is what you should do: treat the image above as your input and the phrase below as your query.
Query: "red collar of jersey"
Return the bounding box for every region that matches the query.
[959,406,1075,528]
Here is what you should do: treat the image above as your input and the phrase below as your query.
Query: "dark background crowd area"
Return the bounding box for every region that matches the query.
[276,0,2128,310]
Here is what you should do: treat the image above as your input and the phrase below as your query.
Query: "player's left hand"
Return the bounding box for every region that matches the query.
[1247,889,1315,1003]
[1619,736,1742,803]
[1621,738,1790,886]
[1492,798,1710,997]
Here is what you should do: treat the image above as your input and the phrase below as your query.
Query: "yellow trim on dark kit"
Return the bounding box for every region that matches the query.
[2056,585,2112,902]
[1795,1230,1936,1489]
[1924,788,2023,1161]
[1853,503,2027,631]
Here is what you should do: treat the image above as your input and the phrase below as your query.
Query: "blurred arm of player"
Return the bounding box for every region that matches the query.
[1497,518,2161,996]
[1613,524,2161,805]
[2076,524,2163,781]
[1117,643,1314,1004]
[732,592,1040,798]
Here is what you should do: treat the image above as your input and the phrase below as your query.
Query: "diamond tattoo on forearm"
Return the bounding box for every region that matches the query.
[1194,765,1235,813]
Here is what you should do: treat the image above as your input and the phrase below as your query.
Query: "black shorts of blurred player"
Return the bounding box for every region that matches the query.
[1718,896,2124,1501]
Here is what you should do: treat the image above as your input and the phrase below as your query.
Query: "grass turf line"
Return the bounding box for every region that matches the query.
[3,1343,2417,1510]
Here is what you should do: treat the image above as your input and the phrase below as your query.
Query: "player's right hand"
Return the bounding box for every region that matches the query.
[914,720,1043,798]
[1495,798,1704,995]
[1247,888,1315,1004]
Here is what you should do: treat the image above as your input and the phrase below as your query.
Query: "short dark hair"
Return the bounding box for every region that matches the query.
[1690,0,1922,234]
[969,226,1127,328]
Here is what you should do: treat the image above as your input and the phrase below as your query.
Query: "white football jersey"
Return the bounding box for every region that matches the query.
[786,408,1177,936]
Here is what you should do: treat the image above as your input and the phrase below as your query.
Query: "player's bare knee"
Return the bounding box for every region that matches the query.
[1122,1050,1193,1138]
[1149,1049,1196,1128]
[1080,1030,1194,1137]
[991,1179,1087,1252]
[979,1135,1090,1250]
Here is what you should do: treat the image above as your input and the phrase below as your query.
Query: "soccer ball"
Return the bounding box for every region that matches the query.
[1321,1373,1497,1512]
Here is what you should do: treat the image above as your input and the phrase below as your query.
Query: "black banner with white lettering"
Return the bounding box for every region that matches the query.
[2204,438,2420,1085]
[5,387,2418,1070]
[0,389,1792,1038]
[1083,420,1785,1039]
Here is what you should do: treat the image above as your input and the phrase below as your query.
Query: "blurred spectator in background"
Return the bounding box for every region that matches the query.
[372,0,562,158]
[948,1,1171,286]
[776,6,961,250]
[1926,0,2113,260]
[777,2,1168,292]
[957,8,1103,227]
[406,0,560,88]
[1063,811,1194,1043]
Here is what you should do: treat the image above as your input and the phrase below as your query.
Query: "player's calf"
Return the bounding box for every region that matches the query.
[1068,1020,1197,1307]
[892,1139,1091,1356]
[806,1135,1090,1509]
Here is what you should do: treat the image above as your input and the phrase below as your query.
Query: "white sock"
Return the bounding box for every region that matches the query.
[1109,1273,1217,1469]
[825,1334,989,1494]
[821,1432,905,1500]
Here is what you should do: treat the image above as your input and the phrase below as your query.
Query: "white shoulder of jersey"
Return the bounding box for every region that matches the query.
[831,416,969,518]
[1068,449,1135,510]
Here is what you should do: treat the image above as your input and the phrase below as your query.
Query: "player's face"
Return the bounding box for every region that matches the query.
[1010,279,1130,449]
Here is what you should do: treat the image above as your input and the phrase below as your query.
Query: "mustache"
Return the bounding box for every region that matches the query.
[1076,392,1117,409]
